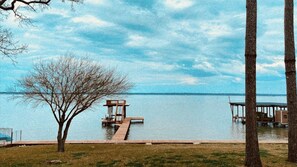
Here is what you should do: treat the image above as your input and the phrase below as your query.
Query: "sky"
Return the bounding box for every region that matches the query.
[0,0,293,94]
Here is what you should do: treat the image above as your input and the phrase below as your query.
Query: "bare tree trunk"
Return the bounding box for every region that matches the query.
[57,124,65,152]
[245,0,262,166]
[62,118,74,143]
[284,0,297,162]
[56,117,74,152]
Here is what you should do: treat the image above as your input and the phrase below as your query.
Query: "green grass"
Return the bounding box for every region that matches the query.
[0,143,295,166]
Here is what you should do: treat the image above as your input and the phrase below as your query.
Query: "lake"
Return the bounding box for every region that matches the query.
[0,94,288,141]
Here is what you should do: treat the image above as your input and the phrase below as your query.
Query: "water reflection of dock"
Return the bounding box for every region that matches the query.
[229,102,287,125]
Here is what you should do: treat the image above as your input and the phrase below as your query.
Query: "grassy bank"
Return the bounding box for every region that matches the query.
[0,143,295,166]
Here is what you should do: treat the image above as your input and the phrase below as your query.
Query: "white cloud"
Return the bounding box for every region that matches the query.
[124,60,177,72]
[193,61,217,73]
[192,57,284,78]
[233,77,242,83]
[85,0,105,5]
[96,58,198,86]
[219,60,245,75]
[3,13,21,28]
[126,34,169,48]
[126,34,146,47]
[45,8,70,18]
[193,58,244,76]
[257,58,284,75]
[137,73,200,86]
[72,15,112,27]
[179,76,199,85]
[23,32,39,39]
[164,0,193,10]
[139,61,177,71]
[200,22,233,39]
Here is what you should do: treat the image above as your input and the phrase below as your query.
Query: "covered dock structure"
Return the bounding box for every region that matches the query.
[229,102,287,124]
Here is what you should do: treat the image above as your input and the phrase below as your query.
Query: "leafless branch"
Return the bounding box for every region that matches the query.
[0,27,27,62]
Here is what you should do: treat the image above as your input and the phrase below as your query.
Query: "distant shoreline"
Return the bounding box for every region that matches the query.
[0,92,286,96]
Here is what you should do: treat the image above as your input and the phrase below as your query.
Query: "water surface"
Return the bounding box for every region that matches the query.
[0,94,288,141]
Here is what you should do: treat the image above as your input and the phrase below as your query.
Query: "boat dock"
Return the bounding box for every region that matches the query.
[101,100,144,140]
[102,100,129,126]
[229,102,287,125]
[229,102,288,125]
[111,117,144,141]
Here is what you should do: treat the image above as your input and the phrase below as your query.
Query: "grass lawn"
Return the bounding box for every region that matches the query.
[0,143,295,166]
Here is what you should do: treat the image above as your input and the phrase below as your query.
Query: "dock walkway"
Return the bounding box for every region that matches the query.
[111,117,144,141]
[111,118,131,141]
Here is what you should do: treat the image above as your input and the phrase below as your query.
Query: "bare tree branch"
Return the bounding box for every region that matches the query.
[0,0,50,11]
[0,26,27,62]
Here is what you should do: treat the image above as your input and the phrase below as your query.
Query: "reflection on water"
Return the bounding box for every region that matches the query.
[0,94,289,141]
[102,126,118,140]
[230,122,288,140]
[258,126,288,140]
[230,122,245,139]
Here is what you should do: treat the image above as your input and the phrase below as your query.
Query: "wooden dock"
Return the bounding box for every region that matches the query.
[111,117,144,141]
[111,118,131,141]
[229,102,287,124]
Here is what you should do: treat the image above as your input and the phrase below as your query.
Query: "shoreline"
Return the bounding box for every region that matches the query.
[7,139,288,146]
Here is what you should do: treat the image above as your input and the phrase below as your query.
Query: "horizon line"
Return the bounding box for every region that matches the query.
[0,92,287,96]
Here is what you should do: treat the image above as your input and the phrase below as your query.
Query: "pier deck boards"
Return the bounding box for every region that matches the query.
[111,118,131,141]
[111,117,144,141]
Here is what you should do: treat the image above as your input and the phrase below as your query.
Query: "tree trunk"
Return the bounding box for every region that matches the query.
[57,124,65,152]
[245,0,262,166]
[62,117,74,143]
[284,0,297,162]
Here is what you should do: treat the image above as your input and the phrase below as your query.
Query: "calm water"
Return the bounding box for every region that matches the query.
[0,94,288,141]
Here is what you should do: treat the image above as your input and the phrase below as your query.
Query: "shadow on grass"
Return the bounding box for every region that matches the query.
[96,160,120,167]
[123,154,237,167]
[72,152,88,159]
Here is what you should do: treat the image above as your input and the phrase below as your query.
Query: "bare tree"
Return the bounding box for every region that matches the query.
[17,55,132,152]
[284,0,297,162]
[0,0,82,58]
[245,0,262,166]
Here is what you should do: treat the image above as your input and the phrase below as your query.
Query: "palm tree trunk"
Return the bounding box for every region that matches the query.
[284,0,297,162]
[245,0,262,166]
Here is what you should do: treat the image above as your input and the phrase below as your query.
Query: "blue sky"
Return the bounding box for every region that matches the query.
[0,0,292,93]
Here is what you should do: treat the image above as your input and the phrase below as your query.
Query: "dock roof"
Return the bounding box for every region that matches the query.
[229,102,287,107]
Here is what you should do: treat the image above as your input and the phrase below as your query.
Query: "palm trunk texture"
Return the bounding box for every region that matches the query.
[284,0,297,162]
[245,0,262,166]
